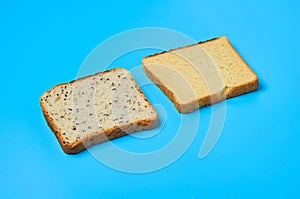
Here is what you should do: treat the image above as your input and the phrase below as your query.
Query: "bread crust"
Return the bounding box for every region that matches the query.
[40,68,158,154]
[144,37,219,59]
[143,36,259,113]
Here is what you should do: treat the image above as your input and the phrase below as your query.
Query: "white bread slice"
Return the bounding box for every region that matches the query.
[142,36,258,113]
[40,68,158,154]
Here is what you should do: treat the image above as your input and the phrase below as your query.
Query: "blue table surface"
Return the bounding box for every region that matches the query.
[1,0,300,198]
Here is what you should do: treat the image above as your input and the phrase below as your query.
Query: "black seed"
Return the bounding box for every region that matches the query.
[88,126,91,129]
[117,75,121,78]
[106,78,110,81]
[112,88,116,91]
[89,113,93,116]
[112,82,115,86]
[68,108,72,111]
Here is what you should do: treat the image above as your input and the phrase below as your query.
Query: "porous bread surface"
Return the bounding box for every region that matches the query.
[143,36,258,113]
[40,68,158,153]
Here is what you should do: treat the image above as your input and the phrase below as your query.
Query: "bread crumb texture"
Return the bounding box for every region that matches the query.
[40,68,158,153]
[143,36,258,113]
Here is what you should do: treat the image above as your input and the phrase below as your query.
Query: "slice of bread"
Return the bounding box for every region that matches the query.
[142,36,258,113]
[40,68,158,154]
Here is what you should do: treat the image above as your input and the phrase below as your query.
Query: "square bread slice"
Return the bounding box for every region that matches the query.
[40,68,158,154]
[142,36,258,113]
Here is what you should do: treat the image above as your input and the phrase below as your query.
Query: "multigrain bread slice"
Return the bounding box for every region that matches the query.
[143,36,258,113]
[40,68,158,154]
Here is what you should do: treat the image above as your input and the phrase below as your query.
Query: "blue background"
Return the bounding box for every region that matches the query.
[1,0,300,198]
